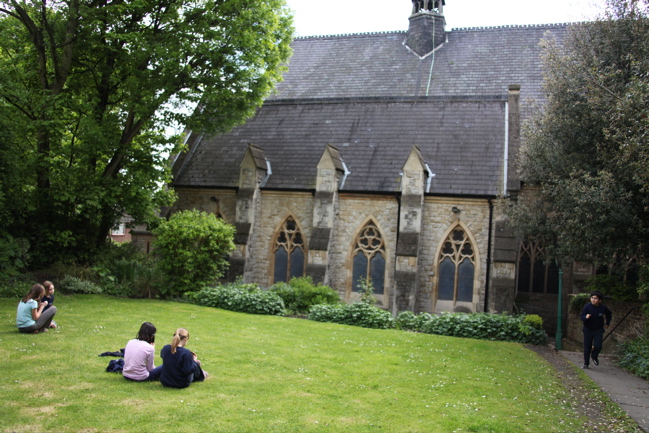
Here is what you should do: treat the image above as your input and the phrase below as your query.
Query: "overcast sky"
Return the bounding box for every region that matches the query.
[284,0,604,36]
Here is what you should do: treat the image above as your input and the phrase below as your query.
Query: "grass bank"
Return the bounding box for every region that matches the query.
[0,295,601,432]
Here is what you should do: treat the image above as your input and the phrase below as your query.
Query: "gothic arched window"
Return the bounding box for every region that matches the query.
[273,217,306,283]
[517,241,559,294]
[351,222,385,294]
[437,227,475,303]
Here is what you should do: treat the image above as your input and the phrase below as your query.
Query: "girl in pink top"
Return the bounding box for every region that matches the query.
[123,322,162,382]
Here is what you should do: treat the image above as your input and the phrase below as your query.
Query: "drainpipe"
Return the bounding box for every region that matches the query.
[340,161,351,189]
[260,158,272,187]
[484,198,494,312]
[424,163,435,193]
[555,263,564,350]
[393,191,402,316]
[503,102,509,195]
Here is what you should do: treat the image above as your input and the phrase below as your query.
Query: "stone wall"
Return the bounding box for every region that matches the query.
[514,292,560,336]
[246,191,314,286]
[416,197,491,314]
[328,193,399,308]
[169,188,504,315]
[171,188,237,220]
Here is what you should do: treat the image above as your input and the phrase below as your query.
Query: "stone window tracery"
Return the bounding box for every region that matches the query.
[437,227,475,302]
[351,222,385,294]
[273,217,306,283]
[517,241,559,294]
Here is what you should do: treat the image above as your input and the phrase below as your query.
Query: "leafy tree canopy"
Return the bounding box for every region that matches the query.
[507,0,649,269]
[0,0,293,267]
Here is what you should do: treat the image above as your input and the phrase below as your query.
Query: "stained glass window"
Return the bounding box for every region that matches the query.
[516,241,560,294]
[352,222,386,294]
[437,228,475,303]
[273,217,306,283]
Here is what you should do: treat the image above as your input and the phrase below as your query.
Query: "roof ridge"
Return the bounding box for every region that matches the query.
[294,30,406,40]
[451,22,579,31]
[265,95,508,105]
[293,22,579,39]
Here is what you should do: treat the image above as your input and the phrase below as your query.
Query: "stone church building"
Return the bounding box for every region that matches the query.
[167,0,583,329]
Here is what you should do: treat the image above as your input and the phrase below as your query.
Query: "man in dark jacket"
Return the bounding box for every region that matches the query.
[580,291,612,369]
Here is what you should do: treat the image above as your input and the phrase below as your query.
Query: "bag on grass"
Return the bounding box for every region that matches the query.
[106,358,124,373]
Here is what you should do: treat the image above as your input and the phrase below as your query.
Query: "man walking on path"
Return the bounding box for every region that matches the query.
[580,291,612,369]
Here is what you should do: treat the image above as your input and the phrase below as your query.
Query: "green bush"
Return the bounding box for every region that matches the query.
[269,277,340,314]
[569,292,591,314]
[307,303,346,323]
[395,311,434,331]
[95,243,160,298]
[152,210,236,297]
[585,274,638,302]
[618,336,649,380]
[0,277,31,298]
[192,281,285,316]
[523,314,544,330]
[417,312,547,345]
[59,275,103,294]
[0,235,29,280]
[309,302,395,329]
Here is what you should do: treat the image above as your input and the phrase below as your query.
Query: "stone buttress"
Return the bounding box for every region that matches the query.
[308,144,345,285]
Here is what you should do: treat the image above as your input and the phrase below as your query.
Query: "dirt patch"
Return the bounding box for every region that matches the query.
[527,345,643,433]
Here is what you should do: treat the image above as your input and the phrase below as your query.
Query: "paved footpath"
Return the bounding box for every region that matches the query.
[560,350,649,432]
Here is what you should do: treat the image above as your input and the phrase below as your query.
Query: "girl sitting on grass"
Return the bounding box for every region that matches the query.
[123,322,162,382]
[42,281,58,328]
[16,284,57,334]
[159,327,207,388]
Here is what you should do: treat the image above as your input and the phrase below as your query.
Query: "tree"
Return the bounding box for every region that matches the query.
[152,209,236,296]
[0,0,293,267]
[507,0,649,270]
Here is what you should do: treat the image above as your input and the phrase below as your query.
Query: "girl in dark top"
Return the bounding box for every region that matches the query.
[159,328,207,388]
[16,284,57,333]
[42,281,57,328]
[580,291,612,369]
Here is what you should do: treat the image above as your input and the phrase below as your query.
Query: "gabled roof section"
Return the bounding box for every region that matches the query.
[269,24,568,102]
[242,143,268,170]
[322,144,345,173]
[172,23,573,197]
[172,97,507,196]
[403,144,427,172]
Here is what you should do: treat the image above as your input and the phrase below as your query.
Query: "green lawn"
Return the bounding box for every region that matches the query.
[0,295,606,432]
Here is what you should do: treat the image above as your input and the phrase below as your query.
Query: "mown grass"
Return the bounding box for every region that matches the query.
[0,295,598,432]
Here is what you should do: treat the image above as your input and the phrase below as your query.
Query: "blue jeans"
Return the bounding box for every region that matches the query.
[583,327,604,365]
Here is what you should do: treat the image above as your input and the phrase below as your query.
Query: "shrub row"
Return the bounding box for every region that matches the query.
[192,282,285,316]
[59,275,103,294]
[308,302,395,329]
[400,311,547,346]
[618,336,649,380]
[309,305,546,344]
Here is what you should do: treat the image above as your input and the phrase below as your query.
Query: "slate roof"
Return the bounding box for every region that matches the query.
[172,22,571,196]
[270,24,568,101]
